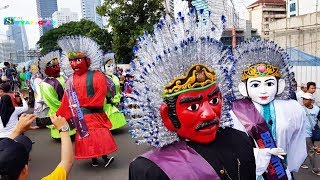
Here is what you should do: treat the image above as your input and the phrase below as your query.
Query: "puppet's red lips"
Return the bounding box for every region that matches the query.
[259,96,268,100]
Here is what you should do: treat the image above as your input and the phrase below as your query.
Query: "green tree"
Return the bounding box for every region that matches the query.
[97,0,165,63]
[37,19,112,55]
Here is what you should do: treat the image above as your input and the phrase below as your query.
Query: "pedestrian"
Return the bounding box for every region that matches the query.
[297,83,307,105]
[290,78,298,100]
[0,82,22,107]
[300,93,320,176]
[19,67,26,89]
[25,68,32,88]
[0,94,28,139]
[57,35,117,167]
[0,114,74,179]
[2,62,15,90]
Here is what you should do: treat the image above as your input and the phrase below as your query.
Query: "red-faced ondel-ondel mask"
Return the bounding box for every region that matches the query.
[160,65,222,143]
[68,52,91,76]
[44,58,60,78]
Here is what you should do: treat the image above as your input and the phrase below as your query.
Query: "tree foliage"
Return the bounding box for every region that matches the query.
[37,19,112,55]
[97,0,165,63]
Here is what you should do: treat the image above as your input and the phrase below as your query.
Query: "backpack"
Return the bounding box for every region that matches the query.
[1,69,8,81]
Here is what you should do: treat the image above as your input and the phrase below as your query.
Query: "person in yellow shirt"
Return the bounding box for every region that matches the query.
[0,114,73,180]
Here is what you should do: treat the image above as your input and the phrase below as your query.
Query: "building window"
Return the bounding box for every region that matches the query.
[290,3,296,12]
[265,24,269,29]
[265,18,269,22]
[264,31,269,35]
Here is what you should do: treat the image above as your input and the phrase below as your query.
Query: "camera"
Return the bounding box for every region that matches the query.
[36,117,53,128]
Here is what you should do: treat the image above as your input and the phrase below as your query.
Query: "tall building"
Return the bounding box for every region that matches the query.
[288,0,319,17]
[208,0,241,29]
[52,8,79,28]
[81,0,103,28]
[36,0,58,36]
[0,40,16,63]
[192,0,209,17]
[6,26,29,63]
[247,0,286,39]
[164,0,189,18]
[165,0,175,17]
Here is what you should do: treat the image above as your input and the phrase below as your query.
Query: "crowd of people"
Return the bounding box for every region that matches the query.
[0,8,319,180]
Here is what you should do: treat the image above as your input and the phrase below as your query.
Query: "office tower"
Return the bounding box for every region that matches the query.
[52,8,79,28]
[36,0,58,36]
[6,26,29,63]
[81,0,103,28]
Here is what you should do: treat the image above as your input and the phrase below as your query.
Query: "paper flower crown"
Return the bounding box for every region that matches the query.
[241,63,281,81]
[67,52,87,59]
[163,64,217,97]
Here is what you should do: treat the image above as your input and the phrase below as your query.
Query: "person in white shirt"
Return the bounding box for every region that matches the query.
[301,93,320,176]
[0,94,28,139]
[297,83,307,105]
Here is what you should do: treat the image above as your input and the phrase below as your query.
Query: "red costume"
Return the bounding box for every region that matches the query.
[57,70,117,159]
[57,36,117,163]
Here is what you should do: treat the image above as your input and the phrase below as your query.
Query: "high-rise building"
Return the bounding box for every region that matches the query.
[287,0,319,17]
[36,0,58,36]
[81,0,103,28]
[0,40,16,63]
[192,0,209,17]
[165,0,175,17]
[247,0,286,39]
[6,26,29,63]
[52,8,79,28]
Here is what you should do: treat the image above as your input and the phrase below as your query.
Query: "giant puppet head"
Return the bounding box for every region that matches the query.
[160,65,222,143]
[227,39,294,105]
[57,36,103,77]
[103,52,116,76]
[125,9,232,147]
[39,51,61,78]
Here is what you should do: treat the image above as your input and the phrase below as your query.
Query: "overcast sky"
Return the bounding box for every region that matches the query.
[0,0,254,49]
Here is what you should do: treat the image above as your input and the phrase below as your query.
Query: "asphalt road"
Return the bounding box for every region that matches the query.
[26,125,150,180]
[23,108,319,180]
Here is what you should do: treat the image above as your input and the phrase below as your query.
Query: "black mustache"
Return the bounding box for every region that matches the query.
[195,119,219,131]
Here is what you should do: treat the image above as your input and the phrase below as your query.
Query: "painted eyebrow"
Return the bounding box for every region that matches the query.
[264,79,276,82]
[180,95,203,104]
[248,80,261,83]
[208,87,220,98]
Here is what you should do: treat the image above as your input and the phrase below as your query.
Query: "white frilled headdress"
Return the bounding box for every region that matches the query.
[39,50,60,77]
[125,8,232,148]
[103,52,115,63]
[102,52,116,74]
[57,36,104,77]
[225,39,294,101]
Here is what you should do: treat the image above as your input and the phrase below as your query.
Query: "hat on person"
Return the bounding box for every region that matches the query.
[301,93,314,100]
[301,83,306,87]
[0,136,32,179]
